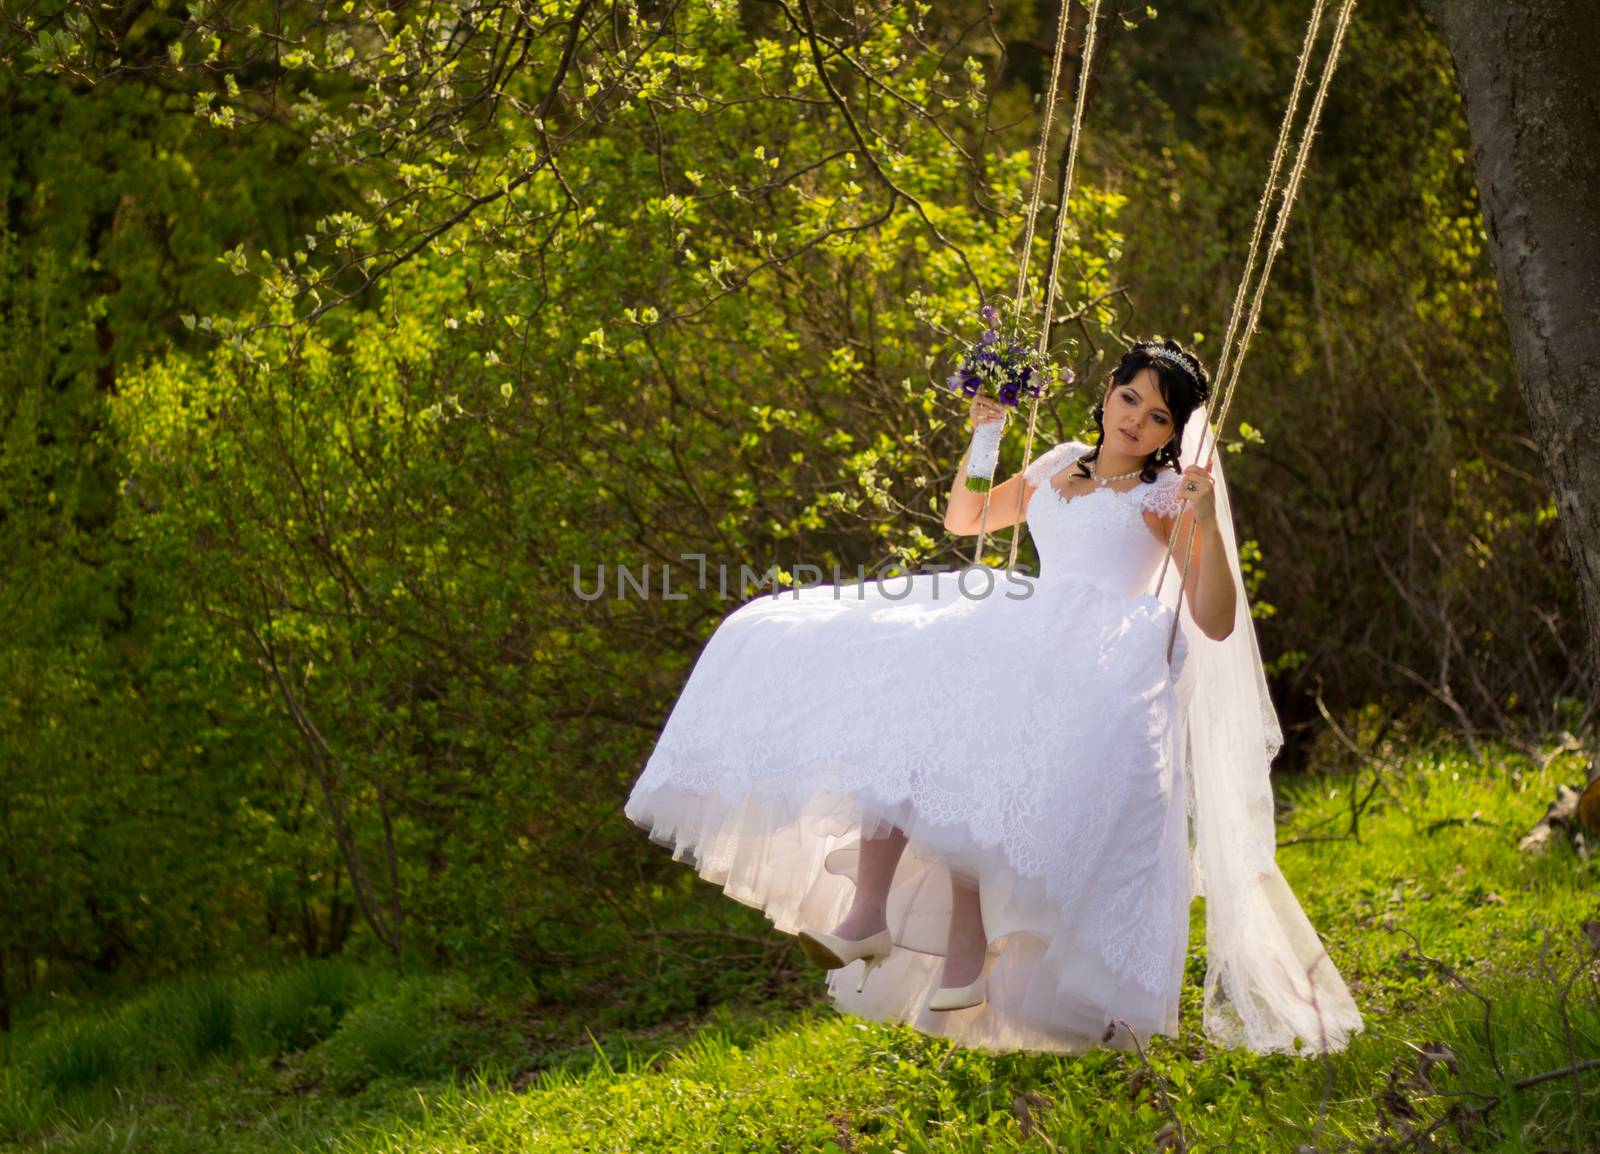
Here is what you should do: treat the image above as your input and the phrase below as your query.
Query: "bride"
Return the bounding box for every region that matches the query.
[624,339,1363,1056]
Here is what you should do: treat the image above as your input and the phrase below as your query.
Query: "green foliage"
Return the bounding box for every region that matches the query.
[0,56,347,1014]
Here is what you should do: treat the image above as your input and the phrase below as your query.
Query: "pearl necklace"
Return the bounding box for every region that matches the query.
[1086,456,1144,488]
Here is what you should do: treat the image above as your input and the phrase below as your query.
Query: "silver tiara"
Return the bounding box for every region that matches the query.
[1144,344,1198,382]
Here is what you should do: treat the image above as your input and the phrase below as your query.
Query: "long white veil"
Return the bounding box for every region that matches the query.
[1154,409,1365,1054]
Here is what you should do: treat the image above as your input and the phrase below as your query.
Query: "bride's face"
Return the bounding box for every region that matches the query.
[1102,368,1175,459]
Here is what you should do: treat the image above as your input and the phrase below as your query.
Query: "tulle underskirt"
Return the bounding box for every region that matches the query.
[626,775,1188,1054]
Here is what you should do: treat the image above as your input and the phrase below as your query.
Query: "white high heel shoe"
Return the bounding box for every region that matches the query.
[927,973,986,1012]
[927,956,990,1012]
[797,926,894,993]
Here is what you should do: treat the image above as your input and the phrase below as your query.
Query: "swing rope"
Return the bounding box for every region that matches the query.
[962,0,1356,645]
[972,0,1104,569]
[1008,0,1078,328]
[1207,0,1334,453]
[1155,0,1357,660]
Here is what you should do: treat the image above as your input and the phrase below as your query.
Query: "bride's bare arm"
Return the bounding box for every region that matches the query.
[943,397,1031,536]
[944,465,1032,535]
[1141,466,1235,639]
[1165,509,1236,640]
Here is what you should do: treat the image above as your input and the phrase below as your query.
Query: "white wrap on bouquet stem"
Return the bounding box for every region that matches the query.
[964,418,1006,489]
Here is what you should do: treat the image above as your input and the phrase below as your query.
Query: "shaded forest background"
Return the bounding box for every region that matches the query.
[0,0,1579,1028]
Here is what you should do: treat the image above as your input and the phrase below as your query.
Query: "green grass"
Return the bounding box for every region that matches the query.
[2,741,1598,1152]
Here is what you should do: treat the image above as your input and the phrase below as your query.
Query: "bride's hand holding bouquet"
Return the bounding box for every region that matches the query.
[945,301,1070,491]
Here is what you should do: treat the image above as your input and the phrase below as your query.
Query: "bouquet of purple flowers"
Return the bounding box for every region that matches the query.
[945,302,1072,491]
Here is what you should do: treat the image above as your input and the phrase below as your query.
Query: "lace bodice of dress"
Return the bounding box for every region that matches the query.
[1020,441,1185,597]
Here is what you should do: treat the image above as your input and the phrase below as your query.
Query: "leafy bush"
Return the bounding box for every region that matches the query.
[124,974,243,1068]
[241,959,366,1055]
[32,1020,123,1097]
[307,975,478,1089]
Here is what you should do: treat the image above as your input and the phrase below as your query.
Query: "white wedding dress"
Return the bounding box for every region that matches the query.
[625,433,1364,1055]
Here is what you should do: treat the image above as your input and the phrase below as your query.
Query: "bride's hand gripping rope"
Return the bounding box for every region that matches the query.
[1178,463,1218,525]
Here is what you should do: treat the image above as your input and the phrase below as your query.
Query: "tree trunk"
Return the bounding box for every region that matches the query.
[1423,2,1600,687]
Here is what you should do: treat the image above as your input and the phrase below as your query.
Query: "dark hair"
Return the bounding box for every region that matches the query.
[1076,339,1212,484]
